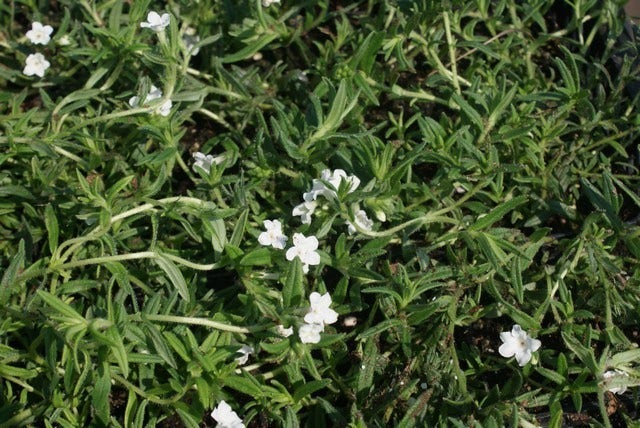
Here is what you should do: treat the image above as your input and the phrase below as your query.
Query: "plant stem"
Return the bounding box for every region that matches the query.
[130,313,263,334]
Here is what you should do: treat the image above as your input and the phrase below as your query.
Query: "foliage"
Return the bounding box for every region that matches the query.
[1,0,640,426]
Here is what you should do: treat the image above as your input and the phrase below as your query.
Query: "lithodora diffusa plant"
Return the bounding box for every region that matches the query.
[2,0,640,426]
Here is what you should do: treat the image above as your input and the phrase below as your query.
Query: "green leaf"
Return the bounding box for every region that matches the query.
[154,253,189,302]
[535,367,566,385]
[92,353,111,426]
[226,374,264,398]
[562,330,598,374]
[580,177,623,232]
[292,379,331,403]
[239,248,271,266]
[143,323,177,369]
[451,92,483,130]
[307,79,358,144]
[44,205,59,255]
[36,290,86,323]
[104,326,129,377]
[356,338,377,395]
[608,349,640,367]
[282,257,304,307]
[0,239,25,304]
[207,218,227,253]
[361,286,402,303]
[468,195,528,231]
[356,319,404,340]
[229,209,249,247]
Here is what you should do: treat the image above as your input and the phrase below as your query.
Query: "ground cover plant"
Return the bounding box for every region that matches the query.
[1,0,640,426]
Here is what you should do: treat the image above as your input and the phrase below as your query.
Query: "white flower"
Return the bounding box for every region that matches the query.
[603,369,629,394]
[262,0,281,6]
[308,169,360,201]
[129,85,171,116]
[347,210,373,235]
[26,22,54,45]
[498,324,541,366]
[276,324,294,337]
[23,53,50,78]
[292,200,317,225]
[183,28,200,56]
[192,152,225,174]
[140,11,170,32]
[304,292,338,326]
[258,219,287,249]
[234,345,254,366]
[211,400,245,428]
[298,323,323,344]
[285,233,320,273]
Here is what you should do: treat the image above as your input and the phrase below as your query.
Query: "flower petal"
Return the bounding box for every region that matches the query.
[498,341,517,358]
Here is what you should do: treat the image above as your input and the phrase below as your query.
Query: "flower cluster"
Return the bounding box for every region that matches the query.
[262,0,281,6]
[292,169,373,235]
[298,292,339,344]
[257,221,320,273]
[23,22,54,78]
[129,84,172,116]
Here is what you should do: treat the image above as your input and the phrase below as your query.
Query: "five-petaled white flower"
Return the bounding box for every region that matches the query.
[129,85,171,116]
[258,219,287,249]
[603,369,629,394]
[234,345,254,366]
[292,199,317,225]
[26,21,54,45]
[23,53,50,77]
[211,400,245,428]
[298,323,323,344]
[140,11,170,32]
[304,292,338,326]
[262,0,281,6]
[498,324,541,366]
[192,151,225,174]
[347,209,374,235]
[285,233,320,273]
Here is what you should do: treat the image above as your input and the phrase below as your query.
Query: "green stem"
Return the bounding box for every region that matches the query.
[130,313,262,334]
[358,182,484,237]
[597,389,613,428]
[443,12,461,95]
[54,252,157,271]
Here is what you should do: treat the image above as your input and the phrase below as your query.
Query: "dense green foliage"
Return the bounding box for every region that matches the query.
[1,0,640,426]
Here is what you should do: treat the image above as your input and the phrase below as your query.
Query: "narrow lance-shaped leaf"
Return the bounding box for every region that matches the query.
[154,253,189,302]
[0,239,25,304]
[468,195,528,231]
[282,257,304,308]
[44,204,59,255]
